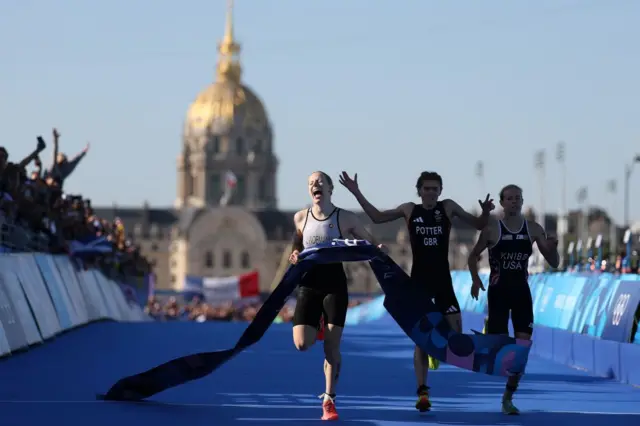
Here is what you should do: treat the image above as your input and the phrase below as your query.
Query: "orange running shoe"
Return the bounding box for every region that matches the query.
[317,315,325,341]
[320,394,339,421]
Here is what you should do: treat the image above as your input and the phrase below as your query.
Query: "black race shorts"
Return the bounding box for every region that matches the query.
[293,264,349,327]
[416,273,461,316]
[486,280,534,336]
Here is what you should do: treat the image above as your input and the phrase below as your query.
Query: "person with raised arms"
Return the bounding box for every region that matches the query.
[468,184,559,415]
[289,171,386,421]
[339,170,494,412]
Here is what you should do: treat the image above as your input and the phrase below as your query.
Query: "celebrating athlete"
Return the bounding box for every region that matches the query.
[339,170,494,412]
[290,171,386,421]
[468,184,559,415]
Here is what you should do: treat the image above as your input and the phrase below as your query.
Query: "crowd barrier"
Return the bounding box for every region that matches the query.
[0,254,149,358]
[345,270,640,386]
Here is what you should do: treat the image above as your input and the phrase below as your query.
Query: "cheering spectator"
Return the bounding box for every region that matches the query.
[43,128,90,188]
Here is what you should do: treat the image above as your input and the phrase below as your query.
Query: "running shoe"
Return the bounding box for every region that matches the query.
[320,394,339,420]
[415,386,431,412]
[428,355,440,370]
[482,316,489,334]
[501,398,520,415]
[317,315,325,341]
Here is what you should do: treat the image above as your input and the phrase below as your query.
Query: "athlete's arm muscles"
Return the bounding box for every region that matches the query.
[341,210,382,246]
[443,199,490,230]
[291,210,306,253]
[352,189,412,224]
[468,224,493,280]
[530,221,560,268]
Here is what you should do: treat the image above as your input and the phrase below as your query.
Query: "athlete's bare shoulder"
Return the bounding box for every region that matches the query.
[398,202,416,218]
[484,215,501,243]
[526,220,545,241]
[293,208,308,230]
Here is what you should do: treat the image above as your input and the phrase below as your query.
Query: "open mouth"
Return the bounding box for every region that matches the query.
[312,189,323,198]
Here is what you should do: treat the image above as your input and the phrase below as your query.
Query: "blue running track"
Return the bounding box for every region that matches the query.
[1,320,639,426]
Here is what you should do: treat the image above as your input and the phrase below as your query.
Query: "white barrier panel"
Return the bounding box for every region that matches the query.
[0,276,29,351]
[0,320,10,356]
[33,254,81,328]
[7,255,61,339]
[49,256,89,326]
[1,271,41,346]
[0,252,149,360]
[89,270,122,320]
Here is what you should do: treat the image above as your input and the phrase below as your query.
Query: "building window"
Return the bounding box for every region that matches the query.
[170,275,176,284]
[212,136,220,153]
[236,137,244,155]
[241,251,250,268]
[205,251,213,268]
[223,250,232,268]
[151,243,158,252]
[210,173,221,202]
[258,178,267,201]
[254,140,262,153]
[234,174,246,203]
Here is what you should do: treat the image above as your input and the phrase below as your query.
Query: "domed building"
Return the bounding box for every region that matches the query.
[93,1,479,294]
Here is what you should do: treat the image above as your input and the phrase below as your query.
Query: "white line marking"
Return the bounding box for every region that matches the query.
[0,400,637,415]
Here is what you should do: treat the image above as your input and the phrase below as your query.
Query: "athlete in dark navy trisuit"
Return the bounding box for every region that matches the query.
[339,170,494,411]
[468,184,559,415]
[290,171,386,421]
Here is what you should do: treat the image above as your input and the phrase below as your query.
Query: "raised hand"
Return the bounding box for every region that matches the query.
[478,194,495,214]
[339,171,359,193]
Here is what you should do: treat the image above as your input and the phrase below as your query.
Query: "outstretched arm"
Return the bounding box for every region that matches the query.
[529,221,560,268]
[443,197,493,230]
[341,210,383,247]
[339,171,412,224]
[468,228,490,280]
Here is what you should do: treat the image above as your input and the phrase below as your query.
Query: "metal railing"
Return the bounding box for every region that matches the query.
[0,215,51,253]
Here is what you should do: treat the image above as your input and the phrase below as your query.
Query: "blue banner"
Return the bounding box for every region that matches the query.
[600,280,640,342]
[451,271,640,344]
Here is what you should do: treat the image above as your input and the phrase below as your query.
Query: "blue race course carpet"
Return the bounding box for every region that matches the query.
[0,319,639,426]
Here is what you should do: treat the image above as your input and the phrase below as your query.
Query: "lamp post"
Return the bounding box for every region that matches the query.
[607,179,618,258]
[577,186,588,242]
[623,154,640,227]
[534,150,546,226]
[475,160,485,197]
[556,142,567,265]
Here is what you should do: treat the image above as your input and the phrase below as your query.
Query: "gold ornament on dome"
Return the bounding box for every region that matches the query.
[185,0,269,136]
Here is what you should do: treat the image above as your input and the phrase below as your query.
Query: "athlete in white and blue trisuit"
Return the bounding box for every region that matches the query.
[289,171,386,421]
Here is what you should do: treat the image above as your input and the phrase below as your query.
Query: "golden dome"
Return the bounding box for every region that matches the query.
[184,0,269,136]
[186,81,269,135]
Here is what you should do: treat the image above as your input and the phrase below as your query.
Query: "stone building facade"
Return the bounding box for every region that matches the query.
[93,2,480,294]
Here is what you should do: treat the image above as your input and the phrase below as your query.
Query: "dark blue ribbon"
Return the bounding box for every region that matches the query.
[99,239,530,401]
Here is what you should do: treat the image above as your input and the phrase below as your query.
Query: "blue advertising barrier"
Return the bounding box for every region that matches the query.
[0,254,149,359]
[347,270,640,386]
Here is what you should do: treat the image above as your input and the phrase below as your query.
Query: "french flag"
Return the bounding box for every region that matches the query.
[185,271,260,305]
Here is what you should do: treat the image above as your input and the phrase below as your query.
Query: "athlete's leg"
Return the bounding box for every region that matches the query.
[486,284,518,414]
[320,290,348,420]
[501,285,534,414]
[292,287,325,351]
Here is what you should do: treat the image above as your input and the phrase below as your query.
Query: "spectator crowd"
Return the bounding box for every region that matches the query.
[0,128,151,282]
[144,294,371,323]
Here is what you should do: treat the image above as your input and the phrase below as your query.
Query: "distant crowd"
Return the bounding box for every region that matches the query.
[144,295,371,322]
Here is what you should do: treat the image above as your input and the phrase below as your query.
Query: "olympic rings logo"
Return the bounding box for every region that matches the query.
[611,293,631,326]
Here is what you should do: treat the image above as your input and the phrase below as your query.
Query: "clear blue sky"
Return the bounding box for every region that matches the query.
[2,0,639,225]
